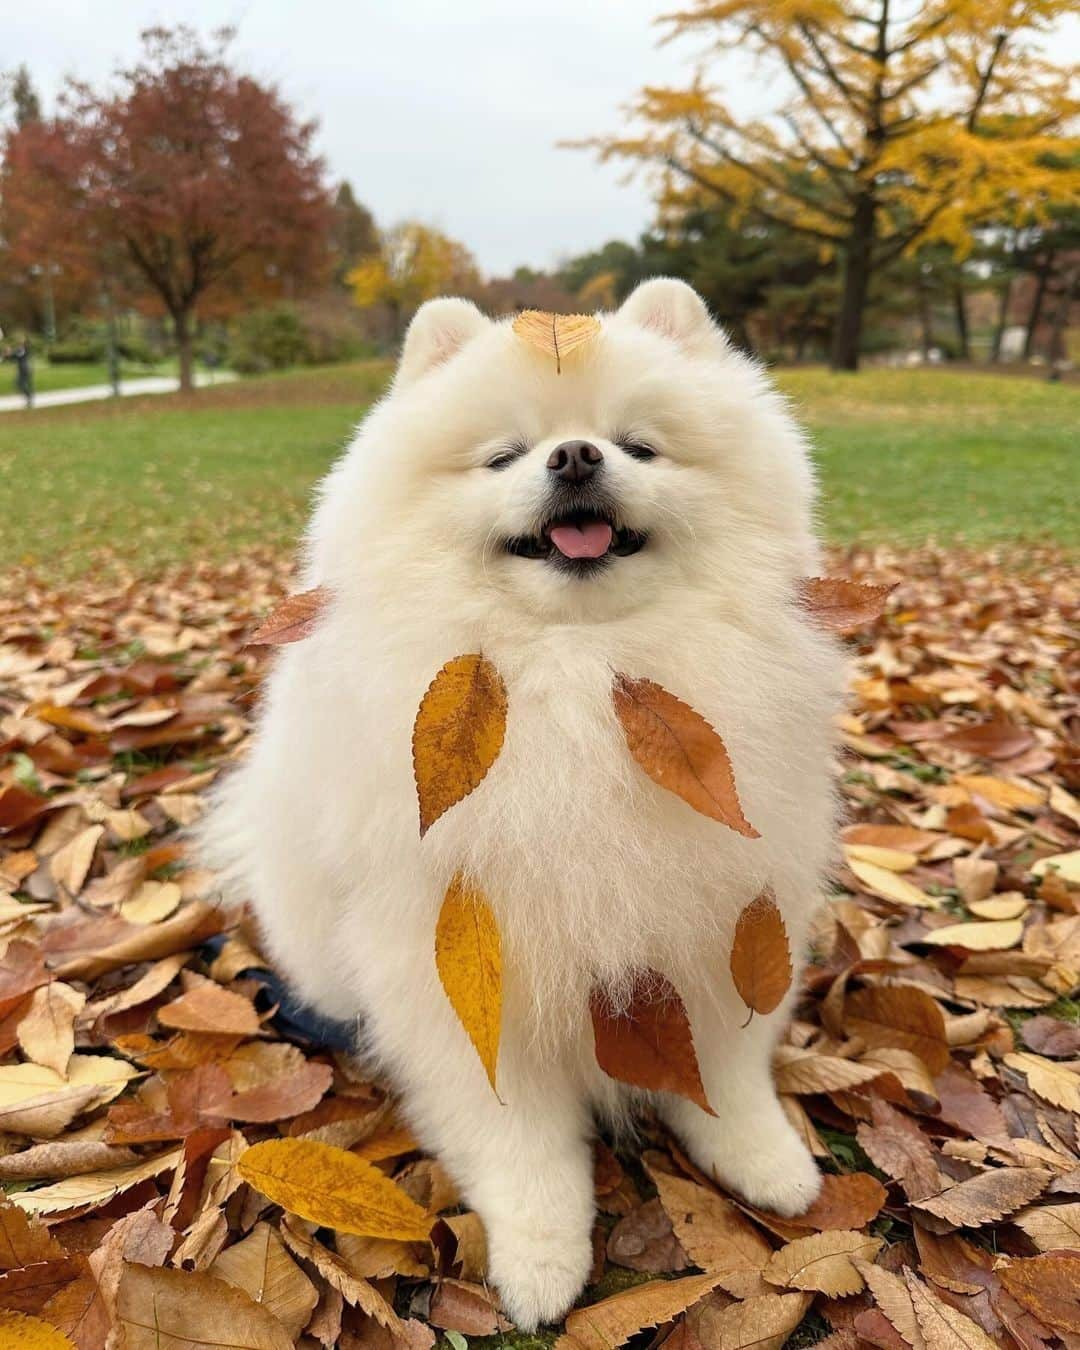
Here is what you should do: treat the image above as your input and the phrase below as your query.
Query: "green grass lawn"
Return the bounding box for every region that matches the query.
[0,361,1074,577]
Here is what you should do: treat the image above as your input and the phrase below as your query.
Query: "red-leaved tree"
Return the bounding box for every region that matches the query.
[12,27,333,390]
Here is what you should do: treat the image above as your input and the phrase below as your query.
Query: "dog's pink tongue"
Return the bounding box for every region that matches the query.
[548,521,613,559]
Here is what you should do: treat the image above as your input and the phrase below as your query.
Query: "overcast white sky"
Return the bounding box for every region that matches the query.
[11,3,1080,276]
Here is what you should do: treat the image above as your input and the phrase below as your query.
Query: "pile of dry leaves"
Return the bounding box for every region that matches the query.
[0,545,1078,1350]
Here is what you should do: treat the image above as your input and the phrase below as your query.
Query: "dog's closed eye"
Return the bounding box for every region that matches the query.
[617,440,658,462]
[486,439,530,471]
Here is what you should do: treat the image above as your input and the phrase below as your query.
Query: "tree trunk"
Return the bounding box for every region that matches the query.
[989,276,1013,363]
[918,276,934,359]
[175,310,195,393]
[952,285,970,361]
[1047,269,1077,370]
[831,194,876,372]
[1023,255,1053,360]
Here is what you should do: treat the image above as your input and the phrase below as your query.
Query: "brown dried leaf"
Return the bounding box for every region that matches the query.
[115,1262,293,1349]
[412,654,507,836]
[157,975,261,1037]
[1013,1202,1080,1251]
[856,1101,943,1202]
[16,982,85,1077]
[913,1166,1051,1227]
[590,970,713,1114]
[249,586,329,645]
[209,1221,319,1341]
[730,890,792,1018]
[845,985,950,1074]
[798,577,894,633]
[647,1165,771,1297]
[999,1252,1080,1334]
[612,676,758,836]
[698,1291,812,1350]
[559,1271,725,1350]
[904,1271,999,1349]
[763,1229,882,1296]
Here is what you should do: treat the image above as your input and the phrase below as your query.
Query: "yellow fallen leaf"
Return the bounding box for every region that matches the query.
[1004,1053,1080,1114]
[843,844,918,872]
[847,858,940,909]
[955,774,1045,813]
[49,824,104,897]
[0,1310,76,1349]
[435,874,502,1093]
[511,310,600,372]
[1032,850,1080,884]
[922,919,1024,951]
[763,1230,882,1296]
[237,1138,432,1240]
[412,655,507,837]
[15,983,85,1078]
[119,880,182,924]
[967,893,1028,921]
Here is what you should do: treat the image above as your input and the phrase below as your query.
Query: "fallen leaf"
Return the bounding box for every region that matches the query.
[922,919,1024,951]
[11,1149,181,1218]
[412,654,507,836]
[646,1165,770,1297]
[905,1270,998,1349]
[590,971,713,1114]
[49,826,104,898]
[798,578,894,633]
[729,890,792,1018]
[1021,1016,1080,1058]
[966,893,1027,921]
[157,975,261,1037]
[1032,850,1080,883]
[0,1311,76,1348]
[209,1221,319,1341]
[1003,1052,1080,1114]
[237,1137,432,1239]
[612,676,758,835]
[559,1270,725,1350]
[511,310,600,372]
[845,985,950,1074]
[853,1259,923,1349]
[856,1100,943,1201]
[428,1278,510,1335]
[913,1166,1051,1227]
[1013,1201,1080,1250]
[115,1262,293,1349]
[249,585,329,645]
[698,1291,812,1350]
[999,1252,1080,1334]
[16,983,85,1077]
[847,858,940,909]
[763,1230,882,1296]
[0,1199,65,1269]
[774,1172,887,1232]
[943,712,1035,761]
[434,874,502,1092]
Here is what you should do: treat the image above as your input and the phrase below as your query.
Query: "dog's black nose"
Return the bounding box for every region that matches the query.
[547,439,603,484]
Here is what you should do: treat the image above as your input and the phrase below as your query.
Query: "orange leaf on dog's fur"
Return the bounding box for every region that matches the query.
[730,890,792,1019]
[612,676,758,837]
[797,578,894,633]
[412,655,507,837]
[249,587,329,646]
[511,310,600,374]
[590,970,714,1114]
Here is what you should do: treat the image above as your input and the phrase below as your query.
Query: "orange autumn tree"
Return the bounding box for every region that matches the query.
[37,27,333,391]
[578,0,1080,369]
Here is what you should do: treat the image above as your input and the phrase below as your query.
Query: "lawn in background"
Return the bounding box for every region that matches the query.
[0,361,1075,577]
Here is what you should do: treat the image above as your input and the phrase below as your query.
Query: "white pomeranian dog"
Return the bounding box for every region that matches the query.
[201,279,844,1328]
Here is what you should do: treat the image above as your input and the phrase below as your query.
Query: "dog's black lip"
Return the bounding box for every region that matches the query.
[503,507,649,566]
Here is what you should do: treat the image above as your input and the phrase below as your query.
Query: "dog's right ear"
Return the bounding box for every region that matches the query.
[396,298,490,386]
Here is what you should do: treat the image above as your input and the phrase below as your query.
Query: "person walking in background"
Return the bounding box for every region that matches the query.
[1,331,34,409]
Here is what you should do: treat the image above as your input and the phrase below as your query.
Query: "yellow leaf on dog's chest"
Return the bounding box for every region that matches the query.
[435,875,503,1093]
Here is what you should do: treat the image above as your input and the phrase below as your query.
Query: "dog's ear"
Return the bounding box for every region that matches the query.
[397,298,490,385]
[617,278,721,353]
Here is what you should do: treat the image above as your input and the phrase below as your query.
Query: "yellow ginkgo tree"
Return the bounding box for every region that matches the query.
[575,0,1080,370]
[348,221,481,338]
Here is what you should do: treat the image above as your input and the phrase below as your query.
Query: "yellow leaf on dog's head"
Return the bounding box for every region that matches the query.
[730,890,792,1018]
[236,1138,432,1240]
[435,875,502,1093]
[511,310,600,373]
[412,655,507,837]
[612,675,758,837]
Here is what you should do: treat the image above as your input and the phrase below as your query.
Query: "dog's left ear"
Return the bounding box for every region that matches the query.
[617,278,721,354]
[397,297,490,385]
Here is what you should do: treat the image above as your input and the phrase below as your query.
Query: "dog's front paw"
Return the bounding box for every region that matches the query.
[724,1138,823,1217]
[488,1227,592,1332]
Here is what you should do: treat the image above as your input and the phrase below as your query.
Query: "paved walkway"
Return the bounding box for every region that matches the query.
[0,370,237,412]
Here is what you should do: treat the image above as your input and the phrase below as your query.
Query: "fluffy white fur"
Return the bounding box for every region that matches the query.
[201,279,845,1329]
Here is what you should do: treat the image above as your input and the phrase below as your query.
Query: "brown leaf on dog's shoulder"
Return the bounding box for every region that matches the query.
[434,875,502,1094]
[797,577,894,633]
[558,1271,728,1350]
[412,654,507,836]
[612,676,758,837]
[248,585,329,645]
[590,971,714,1115]
[511,310,600,373]
[730,889,792,1018]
